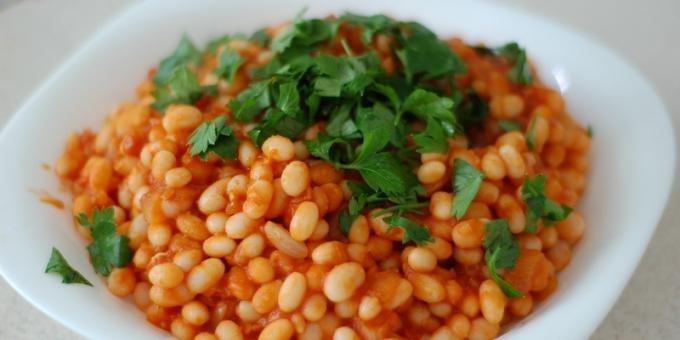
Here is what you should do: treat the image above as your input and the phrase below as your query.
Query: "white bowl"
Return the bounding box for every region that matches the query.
[0,0,675,339]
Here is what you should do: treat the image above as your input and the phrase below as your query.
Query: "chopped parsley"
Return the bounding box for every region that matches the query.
[413,117,449,153]
[77,207,132,276]
[484,219,522,297]
[587,125,594,138]
[521,175,573,233]
[526,113,538,151]
[154,14,549,246]
[383,215,434,246]
[474,42,533,85]
[151,66,216,111]
[188,116,239,160]
[214,47,244,82]
[154,34,202,85]
[498,119,522,132]
[451,159,485,218]
[498,42,532,85]
[45,247,92,286]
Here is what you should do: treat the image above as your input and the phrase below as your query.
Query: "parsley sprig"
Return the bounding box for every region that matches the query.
[77,207,132,276]
[451,159,485,218]
[473,42,533,85]
[45,247,92,286]
[521,175,573,232]
[188,116,239,160]
[484,219,522,297]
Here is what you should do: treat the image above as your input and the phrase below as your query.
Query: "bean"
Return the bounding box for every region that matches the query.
[107,267,136,297]
[187,258,225,294]
[198,178,229,214]
[302,293,328,322]
[408,247,438,272]
[215,320,243,340]
[358,295,381,320]
[247,257,275,284]
[163,105,201,133]
[202,235,236,257]
[323,262,365,302]
[279,272,307,312]
[252,280,282,314]
[149,263,185,289]
[262,135,295,162]
[181,301,210,326]
[479,279,506,324]
[333,327,360,340]
[149,283,194,307]
[264,221,308,259]
[243,180,274,219]
[290,201,319,241]
[281,161,310,197]
[259,319,294,340]
[409,273,446,303]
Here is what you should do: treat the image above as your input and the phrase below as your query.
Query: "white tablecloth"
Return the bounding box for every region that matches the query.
[1,0,678,339]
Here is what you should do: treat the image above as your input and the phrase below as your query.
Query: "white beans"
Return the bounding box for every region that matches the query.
[264,221,308,259]
[278,272,307,312]
[323,262,366,302]
[290,201,319,241]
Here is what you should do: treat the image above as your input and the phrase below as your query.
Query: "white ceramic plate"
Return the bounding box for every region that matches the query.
[0,0,675,339]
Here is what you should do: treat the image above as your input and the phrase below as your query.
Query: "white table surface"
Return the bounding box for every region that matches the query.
[1,0,678,339]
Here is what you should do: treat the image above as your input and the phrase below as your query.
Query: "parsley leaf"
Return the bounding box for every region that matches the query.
[396,26,466,81]
[205,34,233,53]
[152,66,216,111]
[346,152,418,197]
[271,16,337,61]
[526,113,538,151]
[228,81,271,121]
[45,247,92,286]
[484,219,522,297]
[401,89,457,126]
[498,42,532,85]
[250,28,270,45]
[521,175,573,232]
[498,119,522,132]
[383,215,433,246]
[451,159,485,218]
[275,81,301,116]
[303,133,347,164]
[413,117,449,154]
[77,207,132,276]
[247,109,306,146]
[188,116,239,160]
[587,125,594,138]
[355,103,395,162]
[456,90,489,130]
[340,13,393,44]
[154,34,202,85]
[214,47,244,82]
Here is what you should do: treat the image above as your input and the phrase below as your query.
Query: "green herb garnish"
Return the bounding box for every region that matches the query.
[214,47,244,82]
[498,119,522,132]
[188,116,239,160]
[526,113,538,151]
[521,175,573,232]
[474,42,532,85]
[154,34,202,85]
[451,159,485,218]
[151,66,216,111]
[383,214,434,246]
[45,247,92,286]
[77,207,132,276]
[484,219,522,297]
[498,42,532,85]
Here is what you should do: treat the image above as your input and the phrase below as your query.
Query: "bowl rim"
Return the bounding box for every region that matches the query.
[0,0,675,339]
